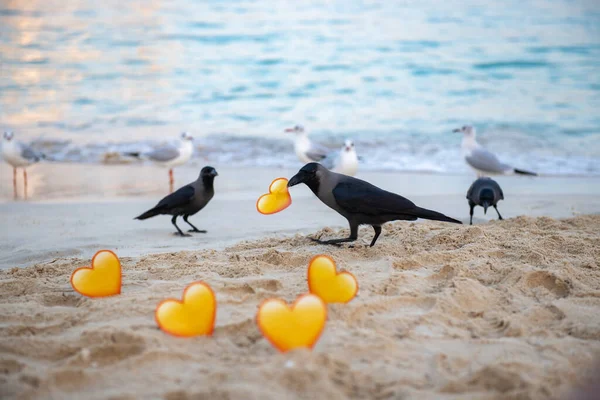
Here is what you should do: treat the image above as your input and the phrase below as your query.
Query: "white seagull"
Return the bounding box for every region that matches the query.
[285,125,331,164]
[127,132,194,193]
[453,125,537,177]
[1,131,44,199]
[321,139,359,176]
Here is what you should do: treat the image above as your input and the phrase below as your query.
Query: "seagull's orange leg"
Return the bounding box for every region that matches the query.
[169,169,174,193]
[23,169,28,200]
[13,167,17,200]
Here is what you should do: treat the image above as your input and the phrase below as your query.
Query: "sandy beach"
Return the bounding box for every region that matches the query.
[0,162,599,399]
[2,0,600,397]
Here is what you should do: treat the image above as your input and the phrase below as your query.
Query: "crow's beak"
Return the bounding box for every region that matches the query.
[483,202,489,214]
[287,173,303,187]
[452,128,461,133]
[211,170,218,177]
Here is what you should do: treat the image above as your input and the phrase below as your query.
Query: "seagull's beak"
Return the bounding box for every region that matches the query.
[284,128,294,133]
[345,146,351,151]
[452,128,461,133]
[287,173,303,187]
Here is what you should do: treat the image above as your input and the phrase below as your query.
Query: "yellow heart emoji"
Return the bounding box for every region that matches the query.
[307,255,358,304]
[71,250,122,298]
[256,178,292,215]
[155,282,216,337]
[256,294,327,353]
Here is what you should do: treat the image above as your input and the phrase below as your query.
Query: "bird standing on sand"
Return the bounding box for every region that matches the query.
[466,177,504,225]
[128,132,194,193]
[1,131,44,200]
[321,139,359,176]
[287,163,462,247]
[453,125,537,177]
[285,125,331,163]
[135,166,218,236]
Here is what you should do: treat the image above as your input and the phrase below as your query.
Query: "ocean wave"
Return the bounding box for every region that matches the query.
[26,130,600,177]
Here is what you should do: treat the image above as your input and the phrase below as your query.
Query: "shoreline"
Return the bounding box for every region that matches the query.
[1,163,600,269]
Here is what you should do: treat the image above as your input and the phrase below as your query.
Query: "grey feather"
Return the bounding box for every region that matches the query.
[465,148,512,174]
[467,178,504,203]
[320,152,339,170]
[145,146,180,162]
[18,142,42,162]
[304,142,331,161]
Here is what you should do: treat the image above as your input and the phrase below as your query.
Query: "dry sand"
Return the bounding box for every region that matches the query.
[1,215,600,399]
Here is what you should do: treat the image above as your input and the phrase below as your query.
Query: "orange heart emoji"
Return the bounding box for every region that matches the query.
[256,293,327,352]
[307,255,358,304]
[70,250,122,298]
[155,281,217,337]
[256,178,292,215]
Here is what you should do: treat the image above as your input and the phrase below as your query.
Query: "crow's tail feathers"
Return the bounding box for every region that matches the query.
[514,168,537,176]
[409,207,462,224]
[135,207,162,220]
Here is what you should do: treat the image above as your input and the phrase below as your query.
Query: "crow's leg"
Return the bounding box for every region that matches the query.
[494,205,503,220]
[183,215,207,233]
[311,222,358,246]
[13,167,17,200]
[469,203,475,225]
[369,225,382,247]
[168,169,174,193]
[172,215,191,237]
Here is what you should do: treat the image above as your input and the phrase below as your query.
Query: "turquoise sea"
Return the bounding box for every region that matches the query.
[1,0,599,175]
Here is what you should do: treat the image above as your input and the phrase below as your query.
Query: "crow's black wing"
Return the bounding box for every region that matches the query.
[332,180,416,216]
[155,185,195,210]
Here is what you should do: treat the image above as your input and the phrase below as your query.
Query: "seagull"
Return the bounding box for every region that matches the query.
[135,166,218,236]
[466,177,504,225]
[1,131,44,200]
[321,139,359,176]
[285,125,331,164]
[287,163,461,246]
[453,125,537,177]
[127,132,194,192]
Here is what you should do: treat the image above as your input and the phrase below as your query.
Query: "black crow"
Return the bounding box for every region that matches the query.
[288,163,461,247]
[135,166,218,236]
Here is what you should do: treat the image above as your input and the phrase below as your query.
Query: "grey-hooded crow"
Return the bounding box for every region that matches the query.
[466,177,504,225]
[288,163,462,246]
[135,166,218,236]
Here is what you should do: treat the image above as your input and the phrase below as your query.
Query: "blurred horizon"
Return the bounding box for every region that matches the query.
[1,0,599,175]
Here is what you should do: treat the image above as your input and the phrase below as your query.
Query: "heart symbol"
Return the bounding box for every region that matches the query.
[70,250,122,298]
[256,178,292,215]
[307,255,358,304]
[256,294,327,352]
[155,282,217,337]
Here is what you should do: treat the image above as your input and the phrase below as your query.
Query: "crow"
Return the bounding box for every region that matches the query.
[288,163,461,246]
[135,166,218,236]
[466,177,504,225]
